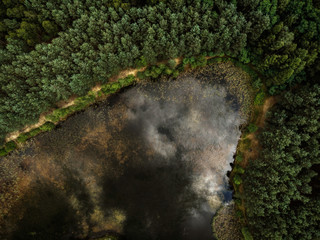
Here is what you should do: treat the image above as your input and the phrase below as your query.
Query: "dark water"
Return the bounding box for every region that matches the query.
[0,77,243,240]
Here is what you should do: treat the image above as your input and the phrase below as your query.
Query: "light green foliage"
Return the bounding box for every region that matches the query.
[234,165,245,174]
[252,78,263,89]
[254,92,265,105]
[243,0,320,89]
[28,128,42,137]
[16,21,39,45]
[183,56,207,69]
[73,94,96,111]
[235,154,243,163]
[45,107,75,123]
[101,85,112,95]
[45,113,60,123]
[39,122,55,132]
[101,75,135,95]
[119,75,135,87]
[41,21,58,35]
[233,174,243,185]
[167,59,177,69]
[0,1,319,239]
[110,82,121,91]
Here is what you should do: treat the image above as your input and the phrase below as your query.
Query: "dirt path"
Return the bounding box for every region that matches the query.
[258,96,278,128]
[234,95,278,225]
[240,96,277,167]
[5,58,182,143]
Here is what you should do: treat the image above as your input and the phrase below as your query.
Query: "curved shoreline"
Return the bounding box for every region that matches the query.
[2,55,261,153]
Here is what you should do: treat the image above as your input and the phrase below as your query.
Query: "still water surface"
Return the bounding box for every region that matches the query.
[0,76,244,240]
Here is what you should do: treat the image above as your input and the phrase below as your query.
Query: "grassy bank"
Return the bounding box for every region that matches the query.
[0,55,223,157]
[212,203,242,240]
[0,75,136,157]
[230,93,278,239]
[0,56,261,240]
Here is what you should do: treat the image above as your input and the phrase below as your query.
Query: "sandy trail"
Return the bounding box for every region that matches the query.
[5,58,182,143]
[241,96,278,167]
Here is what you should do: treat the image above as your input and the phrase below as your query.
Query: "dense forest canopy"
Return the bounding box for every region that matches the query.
[243,83,320,240]
[0,0,274,144]
[0,0,320,239]
[1,0,320,144]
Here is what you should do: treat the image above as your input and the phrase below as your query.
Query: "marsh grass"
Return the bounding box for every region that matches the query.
[212,203,242,240]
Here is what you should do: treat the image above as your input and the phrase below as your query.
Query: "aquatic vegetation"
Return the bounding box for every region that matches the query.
[0,65,250,239]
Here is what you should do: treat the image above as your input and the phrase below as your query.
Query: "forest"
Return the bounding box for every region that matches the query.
[0,0,320,239]
[243,82,320,240]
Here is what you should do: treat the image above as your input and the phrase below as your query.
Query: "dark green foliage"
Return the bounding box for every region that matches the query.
[241,227,254,240]
[5,140,16,152]
[235,153,244,163]
[0,0,163,49]
[137,71,146,80]
[0,0,60,48]
[135,56,148,68]
[46,104,82,122]
[243,84,320,240]
[240,0,320,89]
[236,210,244,218]
[0,1,319,238]
[45,108,72,123]
[247,123,258,133]
[238,48,251,64]
[234,198,242,206]
[0,148,8,156]
[207,57,225,64]
[252,78,263,90]
[0,0,271,142]
[41,21,58,36]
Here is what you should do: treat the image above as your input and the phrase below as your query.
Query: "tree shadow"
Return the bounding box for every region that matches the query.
[98,120,203,240]
[9,180,81,240]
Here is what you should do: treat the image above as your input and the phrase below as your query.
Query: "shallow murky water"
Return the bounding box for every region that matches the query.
[0,74,246,240]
